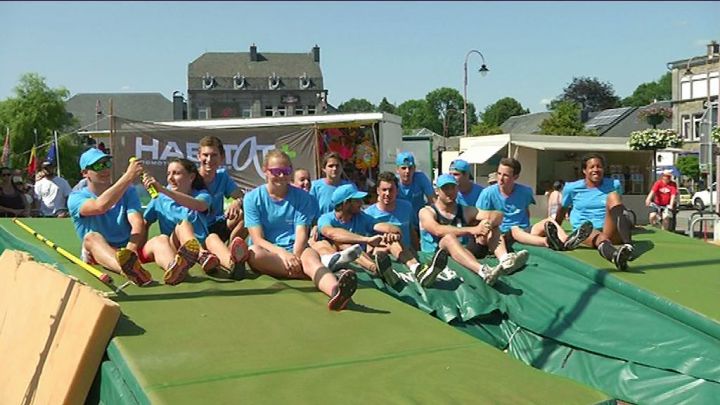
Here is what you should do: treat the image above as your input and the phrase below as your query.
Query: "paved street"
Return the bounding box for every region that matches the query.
[669,208,717,239]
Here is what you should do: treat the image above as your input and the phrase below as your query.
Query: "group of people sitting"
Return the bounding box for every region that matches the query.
[64,138,639,312]
[0,162,72,218]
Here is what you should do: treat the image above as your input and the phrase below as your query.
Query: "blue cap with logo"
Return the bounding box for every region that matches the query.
[449,159,470,173]
[395,152,416,167]
[434,173,457,188]
[79,148,111,170]
[332,183,368,206]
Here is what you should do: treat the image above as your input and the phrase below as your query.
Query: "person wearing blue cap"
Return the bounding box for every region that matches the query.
[244,149,358,311]
[310,151,351,216]
[477,158,592,256]
[419,173,516,286]
[395,151,435,250]
[68,148,197,286]
[449,159,483,207]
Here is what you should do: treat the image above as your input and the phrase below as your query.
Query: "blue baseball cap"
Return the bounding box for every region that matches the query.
[332,183,368,206]
[79,148,111,170]
[449,159,470,173]
[434,174,457,188]
[395,152,416,167]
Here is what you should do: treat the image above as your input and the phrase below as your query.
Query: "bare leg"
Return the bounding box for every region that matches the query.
[387,240,419,268]
[335,242,377,273]
[205,233,233,268]
[142,234,175,270]
[301,247,338,297]
[83,232,121,273]
[247,245,307,279]
[438,234,484,274]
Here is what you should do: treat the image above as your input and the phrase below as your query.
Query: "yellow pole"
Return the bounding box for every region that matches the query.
[12,218,113,285]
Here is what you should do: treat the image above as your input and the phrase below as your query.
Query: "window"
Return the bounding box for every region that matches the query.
[681,72,720,100]
[198,107,210,120]
[681,115,692,140]
[296,107,305,116]
[307,105,316,115]
[265,105,274,117]
[693,114,703,141]
[241,107,252,118]
[277,106,286,117]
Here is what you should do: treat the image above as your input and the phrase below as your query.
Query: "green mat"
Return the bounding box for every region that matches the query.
[0,219,608,404]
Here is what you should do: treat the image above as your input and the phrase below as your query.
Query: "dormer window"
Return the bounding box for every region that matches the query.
[233,73,246,89]
[299,73,311,89]
[202,73,215,90]
[268,73,281,90]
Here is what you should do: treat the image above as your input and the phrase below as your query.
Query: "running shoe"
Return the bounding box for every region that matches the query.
[613,244,633,271]
[230,236,249,265]
[164,239,200,285]
[327,269,357,311]
[116,248,153,286]
[482,263,505,286]
[416,249,449,288]
[544,221,564,251]
[373,251,402,289]
[563,221,593,251]
[501,250,529,275]
[327,244,363,272]
[198,250,220,274]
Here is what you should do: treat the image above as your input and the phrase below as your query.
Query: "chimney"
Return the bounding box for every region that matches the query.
[312,44,320,63]
[708,40,719,59]
[172,91,187,120]
[250,43,258,62]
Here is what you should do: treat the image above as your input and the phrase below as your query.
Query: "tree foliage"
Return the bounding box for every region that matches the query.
[337,98,376,113]
[424,87,476,137]
[550,76,621,112]
[676,155,700,181]
[396,99,432,134]
[0,73,77,178]
[377,97,396,114]
[481,97,529,127]
[470,122,504,136]
[621,72,672,107]
[539,101,597,136]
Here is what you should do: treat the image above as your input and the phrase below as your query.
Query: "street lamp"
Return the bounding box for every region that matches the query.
[463,49,489,137]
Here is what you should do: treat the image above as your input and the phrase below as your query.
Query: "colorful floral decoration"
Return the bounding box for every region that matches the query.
[628,128,683,150]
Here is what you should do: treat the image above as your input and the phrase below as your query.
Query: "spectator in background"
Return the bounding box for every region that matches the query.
[645,169,677,229]
[0,166,30,217]
[547,180,565,219]
[12,169,36,214]
[449,159,483,206]
[311,151,350,216]
[487,172,498,186]
[34,161,73,217]
[395,151,435,251]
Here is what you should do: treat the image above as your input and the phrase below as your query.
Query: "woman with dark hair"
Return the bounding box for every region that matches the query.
[142,157,248,280]
[547,179,565,219]
[554,153,635,271]
[0,167,29,217]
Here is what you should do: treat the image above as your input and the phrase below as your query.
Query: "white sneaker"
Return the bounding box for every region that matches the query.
[481,263,505,286]
[500,250,529,274]
[327,244,363,272]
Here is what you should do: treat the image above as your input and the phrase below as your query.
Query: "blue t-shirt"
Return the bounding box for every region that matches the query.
[457,183,484,207]
[244,185,315,252]
[205,169,238,226]
[363,200,413,246]
[144,189,212,243]
[68,186,142,248]
[562,178,622,230]
[397,171,434,227]
[310,178,350,216]
[477,183,535,233]
[317,211,378,244]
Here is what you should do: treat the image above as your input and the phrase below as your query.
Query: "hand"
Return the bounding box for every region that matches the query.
[280,250,302,275]
[382,233,401,244]
[365,234,384,247]
[142,174,161,193]
[225,199,242,221]
[309,226,318,242]
[125,159,144,179]
[471,222,490,237]
[645,200,651,207]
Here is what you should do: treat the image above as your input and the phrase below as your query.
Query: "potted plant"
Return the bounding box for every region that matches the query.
[628,128,683,181]
[638,106,673,129]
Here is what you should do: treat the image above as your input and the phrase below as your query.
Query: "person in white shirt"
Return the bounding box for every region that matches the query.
[34,161,72,217]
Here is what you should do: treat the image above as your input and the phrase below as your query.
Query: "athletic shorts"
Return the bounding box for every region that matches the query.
[208,220,231,242]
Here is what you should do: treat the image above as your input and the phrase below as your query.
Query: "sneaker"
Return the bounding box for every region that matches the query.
[482,263,505,286]
[501,250,529,275]
[417,249,449,288]
[116,248,153,286]
[544,221,564,251]
[563,221,593,251]
[327,269,357,311]
[164,239,201,285]
[374,251,402,289]
[230,237,249,264]
[624,243,638,262]
[327,244,363,272]
[198,250,220,274]
[613,244,633,271]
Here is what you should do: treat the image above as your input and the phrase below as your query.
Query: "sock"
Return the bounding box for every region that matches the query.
[321,254,337,268]
[610,205,632,245]
[410,262,421,274]
[597,240,616,262]
[337,244,362,265]
[476,263,488,278]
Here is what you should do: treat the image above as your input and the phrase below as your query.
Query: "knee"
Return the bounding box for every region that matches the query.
[83,231,104,248]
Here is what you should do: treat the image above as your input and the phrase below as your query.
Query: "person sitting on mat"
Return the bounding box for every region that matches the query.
[310,151,351,216]
[477,157,593,253]
[449,159,483,207]
[395,151,436,251]
[317,181,448,290]
[554,153,636,271]
[244,149,358,311]
[68,148,196,287]
[141,157,249,281]
[420,174,526,286]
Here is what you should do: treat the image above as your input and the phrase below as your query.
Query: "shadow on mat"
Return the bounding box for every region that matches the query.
[114,313,146,337]
[629,258,720,272]
[345,301,391,314]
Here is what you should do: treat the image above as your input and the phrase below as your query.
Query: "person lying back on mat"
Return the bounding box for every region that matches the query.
[419,174,524,286]
[68,148,194,287]
[141,157,249,283]
[316,181,448,290]
[554,153,635,271]
[477,157,593,253]
[243,149,358,311]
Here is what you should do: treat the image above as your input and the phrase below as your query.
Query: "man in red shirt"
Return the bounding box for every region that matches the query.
[645,169,678,229]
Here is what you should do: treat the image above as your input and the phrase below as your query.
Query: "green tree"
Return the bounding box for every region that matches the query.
[481,97,529,127]
[337,98,376,113]
[621,72,672,107]
[377,97,396,114]
[0,73,77,175]
[550,76,621,112]
[539,101,597,136]
[470,122,504,136]
[424,87,476,137]
[676,155,700,181]
[396,99,433,134]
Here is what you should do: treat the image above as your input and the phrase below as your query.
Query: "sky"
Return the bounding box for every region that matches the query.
[0,1,718,114]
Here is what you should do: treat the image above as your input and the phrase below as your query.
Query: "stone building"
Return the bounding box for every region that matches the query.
[187,44,327,120]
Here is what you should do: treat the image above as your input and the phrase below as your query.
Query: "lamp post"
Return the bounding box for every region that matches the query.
[463,50,489,137]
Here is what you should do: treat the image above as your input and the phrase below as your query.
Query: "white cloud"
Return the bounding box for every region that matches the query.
[539,98,552,107]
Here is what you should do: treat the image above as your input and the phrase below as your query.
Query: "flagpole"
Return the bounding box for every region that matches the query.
[54,130,61,177]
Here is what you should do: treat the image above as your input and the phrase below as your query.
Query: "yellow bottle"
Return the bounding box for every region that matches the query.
[129,156,159,198]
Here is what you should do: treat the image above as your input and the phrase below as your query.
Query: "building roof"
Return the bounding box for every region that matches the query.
[500,112,551,134]
[189,51,322,79]
[65,93,173,130]
[592,101,671,137]
[154,112,401,129]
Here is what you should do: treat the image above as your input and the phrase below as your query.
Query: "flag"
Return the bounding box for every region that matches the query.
[1,131,9,167]
[27,145,37,177]
[46,140,57,165]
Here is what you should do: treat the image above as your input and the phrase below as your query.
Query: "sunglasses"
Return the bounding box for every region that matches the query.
[267,166,292,177]
[1,173,11,177]
[87,159,112,172]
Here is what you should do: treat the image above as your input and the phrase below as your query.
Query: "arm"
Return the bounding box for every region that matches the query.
[418,206,477,238]
[554,206,568,226]
[225,188,245,221]
[247,226,296,257]
[126,211,147,253]
[80,160,143,216]
[143,175,209,212]
[645,189,655,207]
[373,222,401,235]
[293,225,310,258]
[321,225,378,245]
